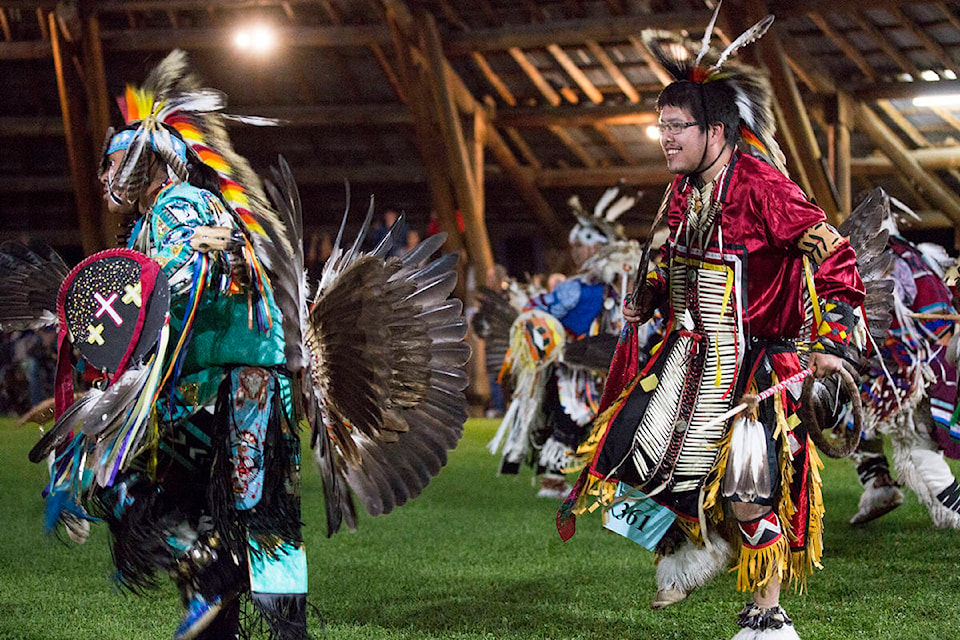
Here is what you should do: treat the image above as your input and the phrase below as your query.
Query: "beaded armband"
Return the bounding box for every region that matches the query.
[812,298,859,357]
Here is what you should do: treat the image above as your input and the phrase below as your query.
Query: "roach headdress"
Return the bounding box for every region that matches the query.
[567,185,638,246]
[101,50,286,250]
[643,1,787,176]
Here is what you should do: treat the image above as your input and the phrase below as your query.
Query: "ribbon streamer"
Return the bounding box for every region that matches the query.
[700,367,813,432]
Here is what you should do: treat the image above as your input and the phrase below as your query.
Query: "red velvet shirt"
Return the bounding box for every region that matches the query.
[654,152,864,343]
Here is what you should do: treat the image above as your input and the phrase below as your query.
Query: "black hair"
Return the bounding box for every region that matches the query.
[656,80,741,146]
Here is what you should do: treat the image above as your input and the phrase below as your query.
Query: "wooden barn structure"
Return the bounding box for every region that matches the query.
[1,0,959,278]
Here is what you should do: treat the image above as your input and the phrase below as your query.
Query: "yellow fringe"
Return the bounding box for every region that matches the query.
[736,532,790,593]
[770,377,826,594]
[570,472,619,516]
[675,516,703,545]
[572,376,641,464]
[701,420,734,524]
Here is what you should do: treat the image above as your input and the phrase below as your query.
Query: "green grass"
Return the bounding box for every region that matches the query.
[1,417,959,639]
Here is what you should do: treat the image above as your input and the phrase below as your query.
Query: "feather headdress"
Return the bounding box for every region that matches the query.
[103,50,287,254]
[641,1,787,175]
[567,185,639,246]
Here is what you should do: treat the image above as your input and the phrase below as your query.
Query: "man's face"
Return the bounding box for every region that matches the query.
[658,105,707,175]
[99,148,137,215]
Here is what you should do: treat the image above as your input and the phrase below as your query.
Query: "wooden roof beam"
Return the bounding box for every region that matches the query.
[751,4,840,219]
[471,52,517,107]
[509,47,562,107]
[0,8,11,42]
[48,10,102,255]
[548,43,603,104]
[445,10,720,54]
[547,125,597,168]
[889,6,958,75]
[587,40,640,103]
[534,165,672,187]
[496,104,657,127]
[856,103,960,226]
[97,24,392,51]
[593,122,640,164]
[847,10,922,78]
[876,100,928,147]
[807,13,876,81]
[420,11,493,277]
[503,127,541,169]
[385,1,569,252]
[627,35,673,87]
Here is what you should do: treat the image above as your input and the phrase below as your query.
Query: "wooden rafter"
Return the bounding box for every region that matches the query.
[835,92,852,214]
[547,125,597,168]
[856,103,960,226]
[80,14,115,247]
[535,165,672,188]
[0,8,11,42]
[320,0,404,102]
[751,6,839,218]
[775,31,837,94]
[593,122,639,164]
[445,10,719,54]
[937,2,960,34]
[586,40,639,103]
[497,104,657,127]
[471,51,517,107]
[890,6,958,75]
[548,43,602,104]
[420,11,494,276]
[847,9,922,78]
[384,2,465,266]
[48,10,101,254]
[627,35,673,87]
[876,100,928,147]
[509,47,562,107]
[807,12,876,81]
[385,1,568,254]
[932,107,960,135]
[504,127,541,169]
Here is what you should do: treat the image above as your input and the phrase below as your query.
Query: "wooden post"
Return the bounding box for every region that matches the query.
[764,34,839,221]
[421,12,494,279]
[80,13,118,247]
[49,10,101,255]
[835,92,852,216]
[856,103,960,227]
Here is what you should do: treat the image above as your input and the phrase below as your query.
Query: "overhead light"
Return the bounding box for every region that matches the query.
[920,69,941,82]
[945,69,958,80]
[645,124,661,140]
[913,93,960,107]
[235,24,276,54]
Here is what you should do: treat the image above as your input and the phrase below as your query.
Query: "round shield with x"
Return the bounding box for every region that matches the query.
[58,249,170,373]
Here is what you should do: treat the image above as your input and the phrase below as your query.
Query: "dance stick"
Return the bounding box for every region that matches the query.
[699,367,814,432]
[906,312,960,321]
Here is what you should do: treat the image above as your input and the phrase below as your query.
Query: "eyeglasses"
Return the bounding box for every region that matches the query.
[656,121,700,135]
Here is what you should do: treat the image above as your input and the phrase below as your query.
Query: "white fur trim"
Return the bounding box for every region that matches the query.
[656,530,733,592]
[892,437,960,529]
[730,624,801,640]
[910,448,955,495]
[849,478,903,524]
